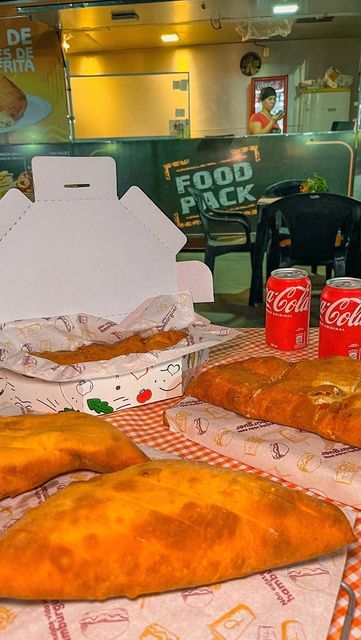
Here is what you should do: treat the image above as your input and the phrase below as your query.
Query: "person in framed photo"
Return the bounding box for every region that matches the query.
[248,86,284,134]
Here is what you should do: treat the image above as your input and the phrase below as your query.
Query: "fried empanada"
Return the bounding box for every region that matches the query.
[143,329,187,352]
[0,75,27,127]
[0,459,354,600]
[33,330,188,365]
[0,411,148,499]
[186,356,361,447]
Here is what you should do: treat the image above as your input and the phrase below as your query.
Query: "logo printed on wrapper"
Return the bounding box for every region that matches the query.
[80,607,130,639]
[43,601,71,640]
[260,570,295,606]
[287,563,332,591]
[208,603,256,639]
[175,411,189,432]
[140,622,180,640]
[281,620,307,639]
[257,625,277,640]
[194,417,209,435]
[297,453,322,473]
[244,436,265,456]
[215,428,234,447]
[181,586,214,607]
[270,442,289,460]
[0,606,16,630]
[335,462,361,485]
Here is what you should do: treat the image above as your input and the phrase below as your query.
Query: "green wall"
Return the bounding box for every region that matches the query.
[0,131,357,236]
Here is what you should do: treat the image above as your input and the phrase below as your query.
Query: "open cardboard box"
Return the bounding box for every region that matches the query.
[0,156,224,415]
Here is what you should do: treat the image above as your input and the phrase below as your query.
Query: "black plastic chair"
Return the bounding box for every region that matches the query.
[261,179,306,269]
[265,192,358,279]
[188,186,254,275]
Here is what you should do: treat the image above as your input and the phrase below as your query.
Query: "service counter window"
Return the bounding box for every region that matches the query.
[70,72,190,139]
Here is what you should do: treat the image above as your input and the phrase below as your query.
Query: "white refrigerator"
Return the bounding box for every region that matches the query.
[297,88,351,132]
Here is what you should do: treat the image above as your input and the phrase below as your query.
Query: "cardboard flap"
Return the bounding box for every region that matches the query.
[120,186,186,254]
[0,157,214,323]
[177,262,214,303]
[0,188,30,239]
[32,156,118,201]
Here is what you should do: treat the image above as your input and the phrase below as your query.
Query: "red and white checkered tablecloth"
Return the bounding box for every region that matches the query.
[105,328,361,640]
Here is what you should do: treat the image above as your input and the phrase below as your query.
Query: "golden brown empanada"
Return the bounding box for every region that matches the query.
[186,356,361,447]
[0,458,354,600]
[143,329,187,352]
[33,329,187,365]
[0,75,27,127]
[0,411,148,499]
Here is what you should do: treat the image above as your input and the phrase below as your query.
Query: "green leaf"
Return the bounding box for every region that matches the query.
[303,171,328,193]
[87,398,114,414]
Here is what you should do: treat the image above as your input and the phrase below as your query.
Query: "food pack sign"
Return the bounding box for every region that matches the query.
[0,26,35,74]
[163,144,260,231]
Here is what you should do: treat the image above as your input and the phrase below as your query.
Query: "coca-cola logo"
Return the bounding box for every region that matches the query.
[320,297,361,327]
[266,285,310,315]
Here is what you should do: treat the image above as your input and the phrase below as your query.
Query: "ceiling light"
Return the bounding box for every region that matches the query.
[161,34,179,43]
[272,4,299,14]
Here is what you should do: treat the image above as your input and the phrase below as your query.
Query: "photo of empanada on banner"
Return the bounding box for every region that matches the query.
[0,17,68,144]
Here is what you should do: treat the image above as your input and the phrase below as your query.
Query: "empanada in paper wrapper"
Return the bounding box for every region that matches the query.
[0,459,354,601]
[0,411,148,499]
[32,329,188,365]
[186,355,361,448]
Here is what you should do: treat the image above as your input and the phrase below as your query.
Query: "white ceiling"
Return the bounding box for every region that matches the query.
[61,16,361,54]
[1,0,361,53]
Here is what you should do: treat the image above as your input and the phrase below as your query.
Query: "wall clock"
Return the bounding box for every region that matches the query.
[240,52,262,76]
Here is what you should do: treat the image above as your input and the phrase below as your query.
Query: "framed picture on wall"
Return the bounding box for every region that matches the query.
[250,75,288,133]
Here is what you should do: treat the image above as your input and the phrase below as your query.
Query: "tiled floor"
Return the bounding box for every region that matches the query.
[177,251,327,328]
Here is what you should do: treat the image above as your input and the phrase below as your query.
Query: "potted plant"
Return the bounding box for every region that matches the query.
[300,172,329,193]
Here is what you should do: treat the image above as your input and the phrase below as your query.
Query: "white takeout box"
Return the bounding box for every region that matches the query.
[0,156,216,414]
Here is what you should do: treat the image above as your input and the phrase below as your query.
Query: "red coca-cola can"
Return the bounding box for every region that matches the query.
[266,268,311,351]
[319,277,361,359]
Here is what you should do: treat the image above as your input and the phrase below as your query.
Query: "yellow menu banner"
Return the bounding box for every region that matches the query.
[0,17,69,143]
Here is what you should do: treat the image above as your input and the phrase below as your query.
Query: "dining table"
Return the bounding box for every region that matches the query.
[0,327,359,640]
[107,327,361,640]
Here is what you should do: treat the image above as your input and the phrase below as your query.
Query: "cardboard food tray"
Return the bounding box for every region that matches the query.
[0,156,236,414]
[165,397,361,509]
[0,301,227,415]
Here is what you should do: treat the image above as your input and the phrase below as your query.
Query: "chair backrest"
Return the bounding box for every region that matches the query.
[268,192,357,264]
[188,186,250,241]
[264,179,305,198]
[331,121,354,131]
[204,134,235,138]
[187,186,212,237]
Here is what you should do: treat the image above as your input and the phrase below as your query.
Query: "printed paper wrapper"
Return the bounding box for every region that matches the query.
[165,397,361,509]
[0,292,237,415]
[0,444,354,640]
